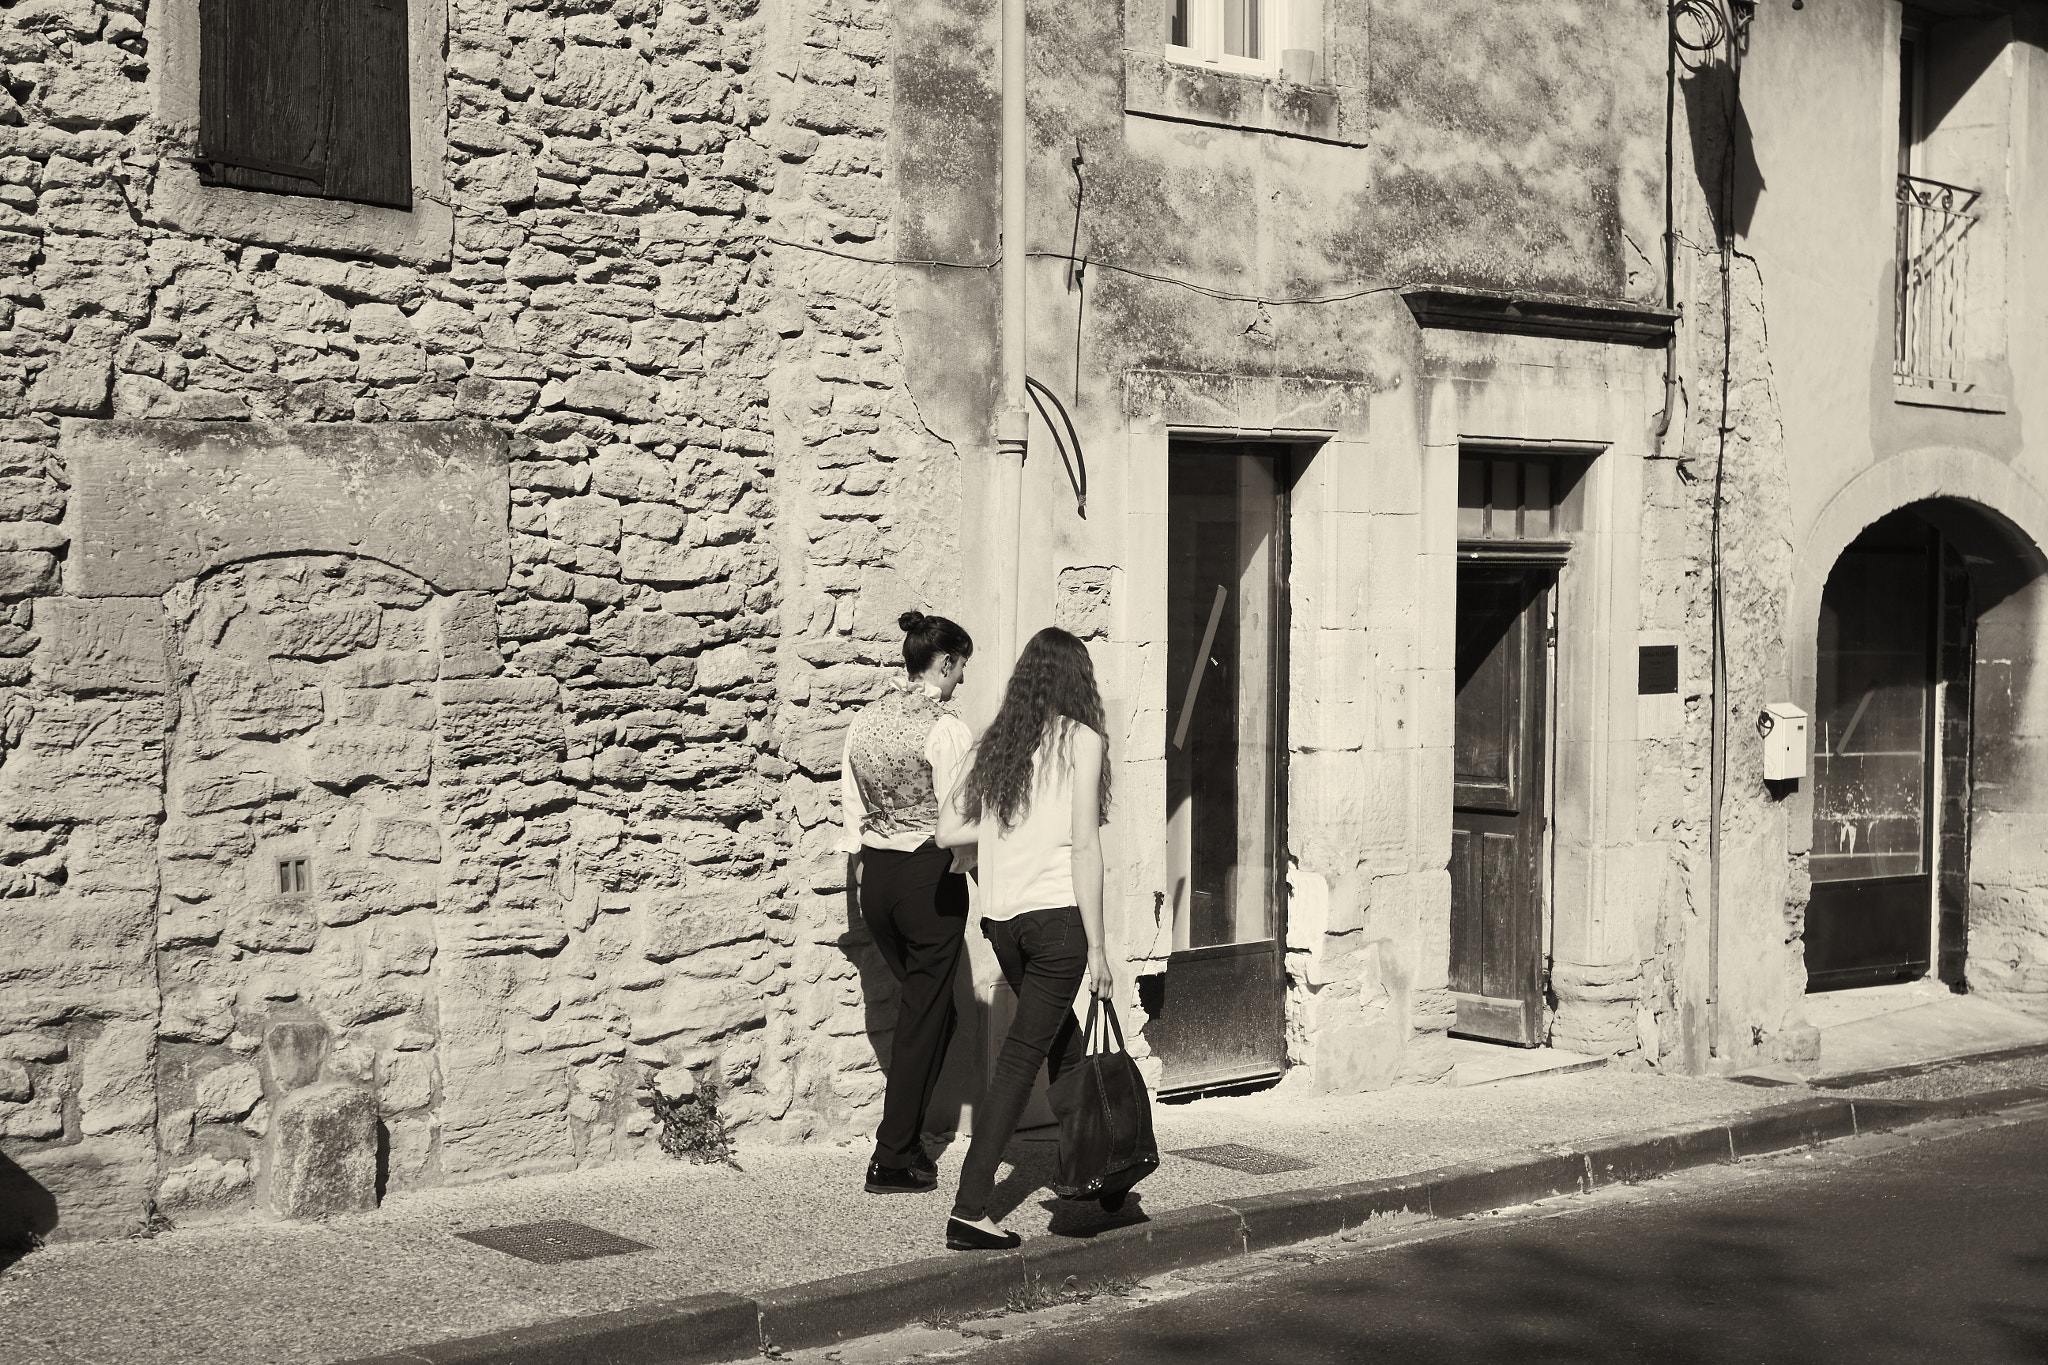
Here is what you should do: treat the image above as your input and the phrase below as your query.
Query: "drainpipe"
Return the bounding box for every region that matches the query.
[994,0,1029,681]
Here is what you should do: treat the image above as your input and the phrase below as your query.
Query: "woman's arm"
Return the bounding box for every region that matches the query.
[1069,724,1111,999]
[927,719,977,864]
[935,747,979,849]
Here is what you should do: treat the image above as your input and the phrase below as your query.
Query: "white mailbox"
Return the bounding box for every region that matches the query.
[1759,702,1808,781]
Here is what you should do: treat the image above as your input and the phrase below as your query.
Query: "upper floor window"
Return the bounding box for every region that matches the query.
[1892,17,1994,398]
[198,0,413,211]
[1168,0,1321,82]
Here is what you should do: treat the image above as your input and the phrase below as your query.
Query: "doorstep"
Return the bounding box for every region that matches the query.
[1449,1037,1605,1087]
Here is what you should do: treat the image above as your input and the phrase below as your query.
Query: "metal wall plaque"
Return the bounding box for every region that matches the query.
[1169,1143,1313,1175]
[1638,644,1680,696]
[453,1220,651,1265]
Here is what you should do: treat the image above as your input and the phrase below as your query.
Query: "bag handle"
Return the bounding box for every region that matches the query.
[1080,998,1127,1056]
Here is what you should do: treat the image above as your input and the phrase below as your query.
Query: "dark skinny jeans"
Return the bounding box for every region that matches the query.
[951,904,1088,1222]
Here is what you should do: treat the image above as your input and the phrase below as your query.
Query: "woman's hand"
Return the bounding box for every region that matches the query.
[1087,947,1113,1000]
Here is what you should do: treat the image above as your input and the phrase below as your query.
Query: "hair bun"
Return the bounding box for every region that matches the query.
[899,610,928,634]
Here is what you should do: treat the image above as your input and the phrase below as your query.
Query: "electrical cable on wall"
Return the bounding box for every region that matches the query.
[761,235,1409,310]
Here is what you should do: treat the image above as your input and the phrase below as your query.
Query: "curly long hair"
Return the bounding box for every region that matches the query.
[959,627,1111,832]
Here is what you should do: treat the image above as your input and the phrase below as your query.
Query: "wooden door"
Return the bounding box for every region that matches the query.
[1450,565,1550,1046]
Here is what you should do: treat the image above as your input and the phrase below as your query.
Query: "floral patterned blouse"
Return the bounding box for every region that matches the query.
[837,678,975,867]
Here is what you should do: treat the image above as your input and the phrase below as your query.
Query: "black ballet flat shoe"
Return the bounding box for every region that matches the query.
[1098,1190,1128,1214]
[946,1217,1022,1251]
[866,1160,937,1194]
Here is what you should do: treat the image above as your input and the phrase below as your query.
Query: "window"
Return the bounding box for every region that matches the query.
[277,857,311,895]
[1168,0,1320,81]
[1457,456,1560,542]
[199,0,412,210]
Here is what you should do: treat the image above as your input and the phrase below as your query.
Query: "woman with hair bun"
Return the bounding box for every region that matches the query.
[838,609,977,1194]
[936,626,1114,1250]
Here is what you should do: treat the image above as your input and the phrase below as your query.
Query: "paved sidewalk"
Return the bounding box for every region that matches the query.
[0,1068,1809,1365]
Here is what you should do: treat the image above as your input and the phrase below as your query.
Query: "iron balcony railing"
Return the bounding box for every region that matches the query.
[1895,173,1982,390]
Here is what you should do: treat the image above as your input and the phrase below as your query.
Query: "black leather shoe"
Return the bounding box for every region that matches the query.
[946,1217,1021,1251]
[910,1155,939,1183]
[1098,1189,1128,1214]
[865,1160,936,1194]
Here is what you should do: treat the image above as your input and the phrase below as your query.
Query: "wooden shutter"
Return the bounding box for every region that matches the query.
[198,0,412,211]
[324,0,413,210]
[199,0,328,193]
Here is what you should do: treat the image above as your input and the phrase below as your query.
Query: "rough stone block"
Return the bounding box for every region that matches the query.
[307,728,433,788]
[78,1019,156,1137]
[643,884,767,961]
[63,420,510,597]
[233,898,320,954]
[194,1061,263,1122]
[368,818,440,862]
[156,1154,254,1208]
[785,722,847,778]
[0,551,60,600]
[266,602,380,659]
[264,1021,329,1092]
[269,1082,379,1219]
[6,1134,154,1242]
[32,597,167,694]
[29,350,113,417]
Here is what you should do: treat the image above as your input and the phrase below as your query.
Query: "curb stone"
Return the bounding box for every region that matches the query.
[338,1086,2048,1365]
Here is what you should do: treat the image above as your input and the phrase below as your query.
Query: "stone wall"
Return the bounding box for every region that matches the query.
[753,0,973,1142]
[0,0,817,1239]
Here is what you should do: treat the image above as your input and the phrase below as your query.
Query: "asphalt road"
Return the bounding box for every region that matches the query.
[966,1115,2048,1365]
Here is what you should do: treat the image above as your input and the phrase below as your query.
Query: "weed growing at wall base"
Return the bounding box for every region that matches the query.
[650,1081,742,1170]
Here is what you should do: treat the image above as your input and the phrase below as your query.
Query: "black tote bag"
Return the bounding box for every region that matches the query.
[1047,999,1160,1201]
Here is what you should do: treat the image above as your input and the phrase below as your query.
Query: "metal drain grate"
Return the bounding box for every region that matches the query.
[453,1219,651,1265]
[1169,1143,1314,1175]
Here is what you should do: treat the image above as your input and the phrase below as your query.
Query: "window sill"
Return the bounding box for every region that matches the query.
[1124,49,1359,146]
[146,165,452,267]
[1893,383,2008,415]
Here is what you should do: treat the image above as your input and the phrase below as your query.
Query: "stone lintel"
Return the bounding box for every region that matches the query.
[62,420,510,598]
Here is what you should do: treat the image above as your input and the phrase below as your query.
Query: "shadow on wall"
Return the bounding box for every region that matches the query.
[0,1149,57,1270]
[1681,60,1765,243]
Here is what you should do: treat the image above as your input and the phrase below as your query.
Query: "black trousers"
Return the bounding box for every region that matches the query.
[859,840,969,1169]
[952,904,1088,1221]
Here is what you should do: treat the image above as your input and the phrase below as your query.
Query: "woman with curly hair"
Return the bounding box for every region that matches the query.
[839,610,976,1195]
[936,626,1113,1250]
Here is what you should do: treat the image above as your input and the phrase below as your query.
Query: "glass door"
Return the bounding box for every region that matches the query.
[1808,518,1937,989]
[1166,448,1283,950]
[1151,443,1288,1093]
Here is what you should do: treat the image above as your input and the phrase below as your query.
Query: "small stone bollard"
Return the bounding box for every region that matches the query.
[269,1083,377,1219]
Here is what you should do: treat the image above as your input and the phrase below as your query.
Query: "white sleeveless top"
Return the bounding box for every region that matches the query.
[981,720,1080,922]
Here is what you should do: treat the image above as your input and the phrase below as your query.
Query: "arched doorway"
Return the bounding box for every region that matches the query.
[1807,498,2048,1002]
